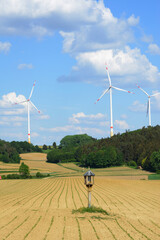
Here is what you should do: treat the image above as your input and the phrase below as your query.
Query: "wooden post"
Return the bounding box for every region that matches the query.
[88,186,92,208]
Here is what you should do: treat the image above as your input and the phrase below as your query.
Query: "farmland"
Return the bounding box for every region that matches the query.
[0,153,160,240]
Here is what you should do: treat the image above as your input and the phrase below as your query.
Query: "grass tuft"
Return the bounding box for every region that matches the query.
[72,206,109,215]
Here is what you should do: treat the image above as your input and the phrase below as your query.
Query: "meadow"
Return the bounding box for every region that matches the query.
[0,153,160,240]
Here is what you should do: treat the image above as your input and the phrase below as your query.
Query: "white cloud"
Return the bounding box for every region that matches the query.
[60,8,135,54]
[37,114,50,120]
[0,0,138,50]
[127,15,139,26]
[32,132,39,137]
[41,125,104,136]
[141,34,153,43]
[18,63,33,70]
[58,46,160,86]
[148,43,160,55]
[69,112,105,124]
[121,114,127,119]
[0,41,11,53]
[129,100,146,112]
[0,92,41,116]
[114,120,129,130]
[0,0,103,36]
[151,91,160,111]
[0,92,26,108]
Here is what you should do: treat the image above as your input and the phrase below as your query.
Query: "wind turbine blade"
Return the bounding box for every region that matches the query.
[95,87,110,104]
[29,81,36,100]
[30,100,40,113]
[136,84,149,96]
[14,100,28,105]
[151,92,160,97]
[105,66,112,86]
[112,86,134,94]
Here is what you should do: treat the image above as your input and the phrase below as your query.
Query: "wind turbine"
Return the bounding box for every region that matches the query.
[137,84,160,126]
[15,81,40,143]
[95,66,134,137]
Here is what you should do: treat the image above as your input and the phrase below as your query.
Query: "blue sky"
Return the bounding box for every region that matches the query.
[0,0,160,145]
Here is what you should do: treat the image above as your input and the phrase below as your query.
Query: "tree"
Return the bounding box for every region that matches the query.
[43,144,48,150]
[149,150,160,172]
[19,162,30,178]
[59,134,95,150]
[53,142,57,149]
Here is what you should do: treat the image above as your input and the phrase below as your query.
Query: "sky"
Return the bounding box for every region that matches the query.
[0,0,160,145]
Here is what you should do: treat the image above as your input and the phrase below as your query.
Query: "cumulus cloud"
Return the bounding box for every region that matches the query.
[18,63,33,70]
[58,46,160,86]
[148,43,160,55]
[129,100,146,112]
[41,125,104,135]
[0,92,41,116]
[0,0,105,36]
[151,91,160,111]
[69,112,105,124]
[0,92,26,108]
[114,120,129,130]
[0,41,11,53]
[127,15,139,26]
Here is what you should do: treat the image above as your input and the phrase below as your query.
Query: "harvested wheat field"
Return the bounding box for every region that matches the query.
[0,176,160,240]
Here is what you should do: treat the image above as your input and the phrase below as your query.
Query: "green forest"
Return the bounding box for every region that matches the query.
[0,140,42,163]
[1,126,160,173]
[47,126,160,173]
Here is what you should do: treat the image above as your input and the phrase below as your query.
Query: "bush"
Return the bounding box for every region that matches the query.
[36,172,43,178]
[6,174,21,179]
[19,162,30,178]
[43,144,48,150]
[127,161,137,168]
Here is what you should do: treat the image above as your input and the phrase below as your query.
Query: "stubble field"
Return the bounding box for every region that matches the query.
[0,153,160,240]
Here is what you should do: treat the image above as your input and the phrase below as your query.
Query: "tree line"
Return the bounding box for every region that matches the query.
[0,140,42,163]
[47,126,160,173]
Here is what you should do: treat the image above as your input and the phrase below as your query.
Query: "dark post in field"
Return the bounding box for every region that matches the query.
[84,169,95,208]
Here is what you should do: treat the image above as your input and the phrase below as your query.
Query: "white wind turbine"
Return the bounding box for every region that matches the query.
[137,84,160,126]
[95,66,134,137]
[15,81,40,143]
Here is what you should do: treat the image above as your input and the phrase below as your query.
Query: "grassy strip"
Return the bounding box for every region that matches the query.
[24,216,42,239]
[138,219,160,237]
[43,216,54,240]
[99,219,117,240]
[39,179,60,208]
[0,170,18,173]
[127,220,151,240]
[148,174,160,180]
[76,218,82,240]
[57,180,66,208]
[115,219,134,240]
[150,220,160,229]
[62,217,66,240]
[71,180,77,209]
[46,179,62,211]
[4,216,29,239]
[65,180,69,208]
[88,219,100,240]
[57,163,80,172]
[74,179,84,207]
[0,216,17,230]
[72,206,109,215]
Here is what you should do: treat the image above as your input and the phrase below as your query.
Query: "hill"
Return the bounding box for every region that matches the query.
[75,126,160,172]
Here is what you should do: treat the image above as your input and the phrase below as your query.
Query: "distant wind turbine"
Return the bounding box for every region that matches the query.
[15,81,40,143]
[95,66,134,137]
[137,84,160,126]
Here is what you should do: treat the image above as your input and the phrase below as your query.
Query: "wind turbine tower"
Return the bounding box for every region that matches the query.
[15,81,40,143]
[137,84,160,126]
[95,66,134,137]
